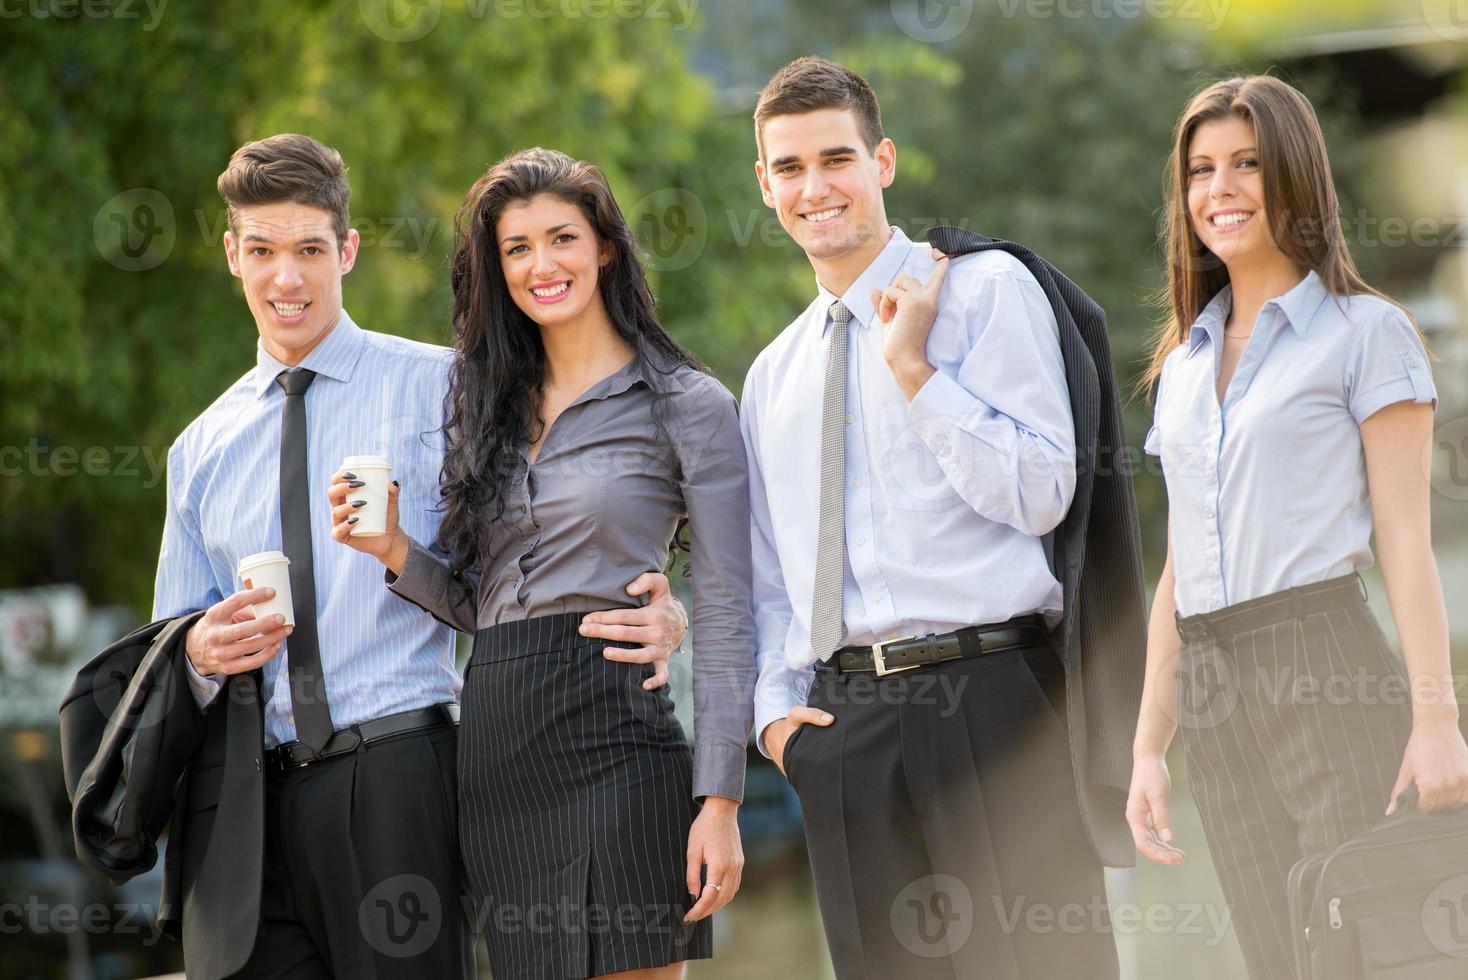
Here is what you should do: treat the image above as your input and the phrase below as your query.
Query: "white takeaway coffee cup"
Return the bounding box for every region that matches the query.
[342,454,392,537]
[237,551,294,626]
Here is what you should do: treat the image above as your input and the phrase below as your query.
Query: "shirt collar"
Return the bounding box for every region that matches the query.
[1270,269,1329,336]
[252,308,366,398]
[1185,270,1329,358]
[813,226,912,336]
[567,347,688,408]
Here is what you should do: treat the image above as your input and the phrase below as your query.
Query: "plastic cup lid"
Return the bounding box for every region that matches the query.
[342,454,391,468]
[238,550,290,574]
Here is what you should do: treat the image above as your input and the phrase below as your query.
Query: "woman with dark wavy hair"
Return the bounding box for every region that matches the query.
[332,147,755,979]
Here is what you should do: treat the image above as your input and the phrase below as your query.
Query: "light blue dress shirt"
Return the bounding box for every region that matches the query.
[1145,272,1437,617]
[152,310,461,748]
[741,226,1075,750]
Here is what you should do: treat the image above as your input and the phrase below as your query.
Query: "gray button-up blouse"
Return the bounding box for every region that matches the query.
[388,354,756,801]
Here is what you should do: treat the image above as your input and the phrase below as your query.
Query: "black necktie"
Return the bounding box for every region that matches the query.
[277,368,334,752]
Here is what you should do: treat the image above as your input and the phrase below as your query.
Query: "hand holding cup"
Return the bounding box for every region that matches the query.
[328,469,406,567]
[185,588,292,678]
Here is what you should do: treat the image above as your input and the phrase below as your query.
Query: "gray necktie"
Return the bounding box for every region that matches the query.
[810,301,852,661]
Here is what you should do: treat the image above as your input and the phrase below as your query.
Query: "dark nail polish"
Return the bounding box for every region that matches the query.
[391,480,399,487]
[342,472,356,480]
[348,480,365,488]
[347,517,359,525]
[352,500,367,508]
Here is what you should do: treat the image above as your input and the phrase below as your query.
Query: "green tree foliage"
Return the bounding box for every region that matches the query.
[0,3,782,611]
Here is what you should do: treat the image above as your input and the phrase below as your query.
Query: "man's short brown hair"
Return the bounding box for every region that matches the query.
[753,57,884,160]
[217,134,351,246]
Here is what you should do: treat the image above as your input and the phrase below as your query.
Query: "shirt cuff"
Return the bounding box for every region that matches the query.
[184,654,223,710]
[906,368,983,440]
[754,682,810,759]
[385,536,447,609]
[1143,425,1161,457]
[692,741,748,803]
[1350,377,1437,425]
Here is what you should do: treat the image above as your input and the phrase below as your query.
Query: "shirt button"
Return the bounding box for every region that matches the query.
[873,594,885,604]
[845,414,854,425]
[851,478,862,489]
[1407,355,1422,368]
[855,536,866,546]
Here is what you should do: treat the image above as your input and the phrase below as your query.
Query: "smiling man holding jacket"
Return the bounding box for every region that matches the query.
[741,58,1145,980]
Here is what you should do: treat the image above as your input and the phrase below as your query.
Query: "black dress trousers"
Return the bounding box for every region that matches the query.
[228,724,474,980]
[784,641,1118,980]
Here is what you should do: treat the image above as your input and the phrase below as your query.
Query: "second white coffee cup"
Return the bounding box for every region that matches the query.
[342,454,392,537]
[237,551,294,626]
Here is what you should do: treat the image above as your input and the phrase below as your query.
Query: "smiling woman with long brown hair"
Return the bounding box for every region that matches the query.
[1127,75,1468,979]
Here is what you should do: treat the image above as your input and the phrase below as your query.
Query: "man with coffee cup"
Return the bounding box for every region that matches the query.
[151,133,690,979]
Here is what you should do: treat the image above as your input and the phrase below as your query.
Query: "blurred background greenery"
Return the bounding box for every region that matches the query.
[3,0,1467,977]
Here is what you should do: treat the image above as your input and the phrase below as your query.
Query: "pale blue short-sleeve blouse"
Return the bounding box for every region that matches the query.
[1145,271,1437,616]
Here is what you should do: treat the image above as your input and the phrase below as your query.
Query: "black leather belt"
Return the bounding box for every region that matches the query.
[264,703,459,774]
[818,615,1047,676]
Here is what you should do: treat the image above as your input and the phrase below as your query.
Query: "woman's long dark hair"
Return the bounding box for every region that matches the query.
[436,147,702,571]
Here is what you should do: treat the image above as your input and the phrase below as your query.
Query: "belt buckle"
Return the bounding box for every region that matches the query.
[871,635,921,677]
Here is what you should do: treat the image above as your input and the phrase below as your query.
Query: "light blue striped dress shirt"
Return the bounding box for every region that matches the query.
[1144,272,1438,617]
[741,227,1075,751]
[152,310,461,748]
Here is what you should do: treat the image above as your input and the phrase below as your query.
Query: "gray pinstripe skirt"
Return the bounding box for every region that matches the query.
[459,613,711,979]
[1173,573,1413,980]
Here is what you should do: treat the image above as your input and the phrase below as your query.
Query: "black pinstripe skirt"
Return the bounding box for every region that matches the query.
[458,613,711,979]
[1173,573,1412,980]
